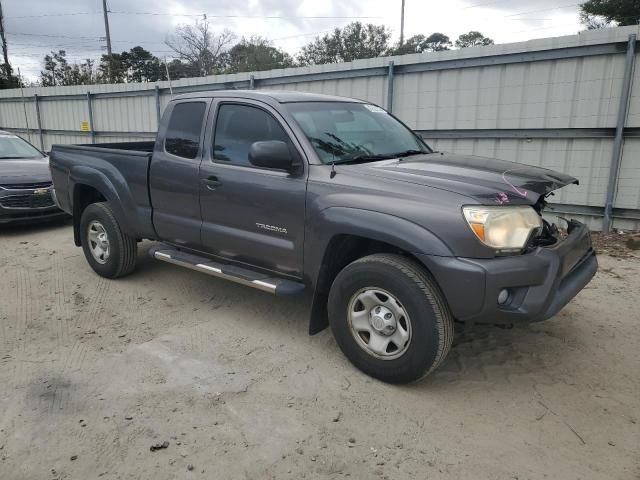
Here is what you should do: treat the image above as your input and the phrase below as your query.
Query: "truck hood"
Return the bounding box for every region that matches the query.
[351,152,578,205]
[0,157,51,185]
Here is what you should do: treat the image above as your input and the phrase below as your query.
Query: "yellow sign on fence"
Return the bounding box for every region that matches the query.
[80,121,90,132]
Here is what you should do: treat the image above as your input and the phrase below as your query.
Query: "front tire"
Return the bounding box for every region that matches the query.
[328,253,454,384]
[80,202,137,278]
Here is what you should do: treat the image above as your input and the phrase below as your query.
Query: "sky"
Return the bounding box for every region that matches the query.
[2,0,585,82]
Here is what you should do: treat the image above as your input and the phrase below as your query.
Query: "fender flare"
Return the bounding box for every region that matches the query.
[69,166,137,244]
[305,207,453,334]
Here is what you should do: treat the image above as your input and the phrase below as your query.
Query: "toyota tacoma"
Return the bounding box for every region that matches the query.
[49,91,597,383]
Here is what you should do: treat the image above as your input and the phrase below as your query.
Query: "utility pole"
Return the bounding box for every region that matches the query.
[102,0,113,82]
[0,0,12,79]
[399,0,405,46]
[102,0,112,57]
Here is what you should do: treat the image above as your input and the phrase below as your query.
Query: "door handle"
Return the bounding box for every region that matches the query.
[202,175,221,190]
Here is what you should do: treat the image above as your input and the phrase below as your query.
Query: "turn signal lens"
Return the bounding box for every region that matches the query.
[469,223,485,241]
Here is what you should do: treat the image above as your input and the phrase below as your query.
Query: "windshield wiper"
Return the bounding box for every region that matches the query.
[393,149,424,158]
[336,149,425,164]
[335,153,395,164]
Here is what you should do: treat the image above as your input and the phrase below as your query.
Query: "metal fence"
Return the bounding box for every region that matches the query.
[1,26,640,231]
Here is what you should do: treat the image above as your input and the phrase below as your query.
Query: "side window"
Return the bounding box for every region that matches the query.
[164,102,206,159]
[213,104,291,166]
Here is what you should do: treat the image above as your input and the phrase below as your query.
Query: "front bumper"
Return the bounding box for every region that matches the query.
[418,221,598,324]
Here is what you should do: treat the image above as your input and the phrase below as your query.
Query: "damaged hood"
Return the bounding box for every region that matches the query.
[350,152,578,205]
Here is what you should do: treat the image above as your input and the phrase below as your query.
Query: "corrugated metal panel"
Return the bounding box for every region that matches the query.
[616,138,640,209]
[0,99,37,129]
[93,95,156,132]
[39,98,86,130]
[393,55,625,131]
[259,76,386,105]
[41,133,90,151]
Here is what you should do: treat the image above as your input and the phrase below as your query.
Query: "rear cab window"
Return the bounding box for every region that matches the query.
[164,102,206,159]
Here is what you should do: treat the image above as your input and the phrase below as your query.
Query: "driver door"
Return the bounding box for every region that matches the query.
[198,99,307,278]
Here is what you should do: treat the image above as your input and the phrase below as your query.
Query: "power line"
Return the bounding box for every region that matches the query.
[6,31,103,40]
[6,12,98,19]
[5,28,339,46]
[464,0,513,9]
[109,11,384,19]
[506,3,581,18]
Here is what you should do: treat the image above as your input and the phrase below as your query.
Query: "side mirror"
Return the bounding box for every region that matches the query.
[248,140,294,171]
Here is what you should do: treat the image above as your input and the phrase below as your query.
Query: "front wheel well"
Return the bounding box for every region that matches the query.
[72,184,107,246]
[308,234,425,335]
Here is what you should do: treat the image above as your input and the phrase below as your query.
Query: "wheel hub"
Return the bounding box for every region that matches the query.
[347,287,412,360]
[88,220,110,264]
[369,305,396,335]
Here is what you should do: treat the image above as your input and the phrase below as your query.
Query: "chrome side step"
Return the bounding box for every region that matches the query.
[150,246,304,296]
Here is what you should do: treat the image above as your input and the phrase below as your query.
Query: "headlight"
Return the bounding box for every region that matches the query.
[462,206,542,253]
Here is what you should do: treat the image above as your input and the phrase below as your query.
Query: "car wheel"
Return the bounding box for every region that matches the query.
[80,202,137,278]
[328,253,454,384]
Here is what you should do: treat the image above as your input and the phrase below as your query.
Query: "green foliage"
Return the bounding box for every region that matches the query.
[224,37,294,73]
[389,33,452,55]
[455,31,494,48]
[40,50,96,86]
[580,0,640,27]
[99,47,164,83]
[0,67,20,89]
[298,22,392,65]
[98,53,128,83]
[165,59,199,80]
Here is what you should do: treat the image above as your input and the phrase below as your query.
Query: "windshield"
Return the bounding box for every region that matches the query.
[285,102,430,164]
[0,134,44,160]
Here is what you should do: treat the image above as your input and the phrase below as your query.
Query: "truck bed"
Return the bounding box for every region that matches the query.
[49,142,156,240]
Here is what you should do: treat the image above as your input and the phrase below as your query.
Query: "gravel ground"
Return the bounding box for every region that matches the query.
[0,219,639,480]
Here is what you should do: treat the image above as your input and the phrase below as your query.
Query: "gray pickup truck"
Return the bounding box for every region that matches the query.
[50,90,597,383]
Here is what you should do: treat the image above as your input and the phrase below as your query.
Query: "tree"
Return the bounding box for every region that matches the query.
[0,1,20,89]
[97,47,164,83]
[579,11,612,29]
[423,33,453,52]
[122,46,164,82]
[455,31,494,48]
[298,22,392,65]
[40,50,96,86]
[224,37,294,73]
[98,53,128,83]
[0,71,19,89]
[165,16,234,76]
[580,0,640,27]
[389,33,452,55]
[165,59,199,80]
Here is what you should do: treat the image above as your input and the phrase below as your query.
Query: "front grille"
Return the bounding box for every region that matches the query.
[0,181,52,190]
[0,192,55,209]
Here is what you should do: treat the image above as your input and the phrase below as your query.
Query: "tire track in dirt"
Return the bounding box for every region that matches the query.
[10,268,28,391]
[50,251,71,352]
[0,264,12,357]
[59,277,110,376]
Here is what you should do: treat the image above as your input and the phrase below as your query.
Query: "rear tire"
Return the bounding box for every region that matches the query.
[328,253,454,384]
[80,202,137,278]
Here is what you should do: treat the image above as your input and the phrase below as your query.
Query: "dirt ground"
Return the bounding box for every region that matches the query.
[0,219,638,480]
